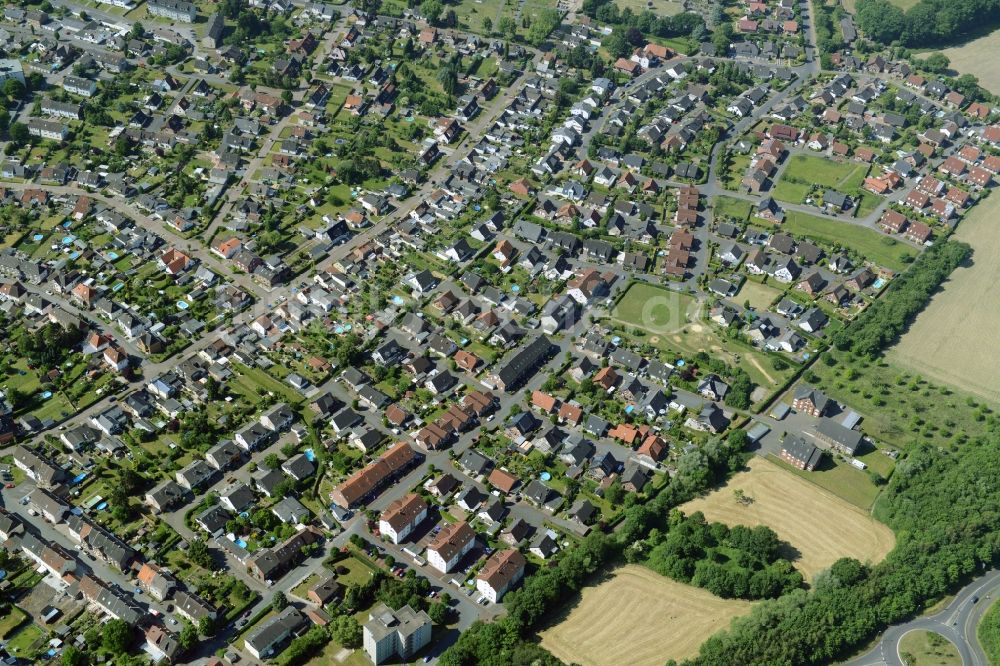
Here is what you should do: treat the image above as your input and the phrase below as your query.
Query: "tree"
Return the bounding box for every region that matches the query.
[437,64,459,97]
[188,538,214,569]
[603,28,630,59]
[178,621,198,651]
[482,16,493,33]
[61,646,88,666]
[920,52,950,74]
[496,16,517,39]
[130,22,144,39]
[102,619,132,654]
[855,0,905,43]
[264,453,281,469]
[604,480,625,505]
[8,122,29,146]
[428,601,450,625]
[352,0,381,13]
[272,590,288,611]
[198,615,216,637]
[330,615,362,648]
[420,0,442,23]
[3,79,25,101]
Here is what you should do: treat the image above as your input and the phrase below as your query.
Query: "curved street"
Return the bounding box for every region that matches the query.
[841,569,1000,666]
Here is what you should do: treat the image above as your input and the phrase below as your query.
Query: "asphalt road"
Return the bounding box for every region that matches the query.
[841,568,1000,666]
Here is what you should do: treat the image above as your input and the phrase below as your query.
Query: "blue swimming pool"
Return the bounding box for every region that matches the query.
[71,473,87,485]
[540,472,551,481]
[177,301,189,310]
[95,501,107,511]
[304,449,316,462]
[872,278,886,289]
[32,234,44,242]
[40,391,52,399]
[234,538,248,548]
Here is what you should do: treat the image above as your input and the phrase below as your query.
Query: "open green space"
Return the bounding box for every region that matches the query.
[768,453,882,512]
[978,597,1000,665]
[0,607,27,639]
[898,630,961,665]
[736,280,783,312]
[781,210,917,272]
[773,154,870,199]
[714,195,753,223]
[773,154,881,218]
[613,282,699,332]
[5,623,44,659]
[611,282,794,391]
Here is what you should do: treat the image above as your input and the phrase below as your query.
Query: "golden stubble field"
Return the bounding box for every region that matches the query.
[889,193,1000,403]
[941,30,1000,94]
[681,457,896,581]
[539,565,754,666]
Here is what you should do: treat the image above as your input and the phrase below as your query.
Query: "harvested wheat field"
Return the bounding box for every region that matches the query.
[681,457,895,580]
[941,30,1000,94]
[539,565,753,666]
[889,193,1000,404]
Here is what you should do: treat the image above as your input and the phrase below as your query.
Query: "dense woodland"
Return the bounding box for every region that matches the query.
[634,512,803,600]
[832,240,970,357]
[855,0,1000,47]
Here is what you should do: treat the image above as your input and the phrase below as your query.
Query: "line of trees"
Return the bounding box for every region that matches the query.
[855,0,1000,47]
[832,240,970,357]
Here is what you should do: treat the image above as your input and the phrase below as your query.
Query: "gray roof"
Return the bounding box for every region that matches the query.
[815,418,864,454]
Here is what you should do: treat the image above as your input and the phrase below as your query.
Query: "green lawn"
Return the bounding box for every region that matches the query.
[0,607,27,639]
[778,154,870,191]
[736,280,784,311]
[714,195,753,223]
[768,453,881,511]
[979,597,1000,666]
[5,623,44,659]
[613,282,699,332]
[232,363,305,407]
[327,554,381,587]
[781,211,918,272]
[898,630,961,665]
[773,154,876,213]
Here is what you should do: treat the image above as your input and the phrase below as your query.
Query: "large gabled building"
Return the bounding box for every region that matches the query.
[491,335,554,392]
[476,549,526,602]
[147,0,196,21]
[378,494,428,545]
